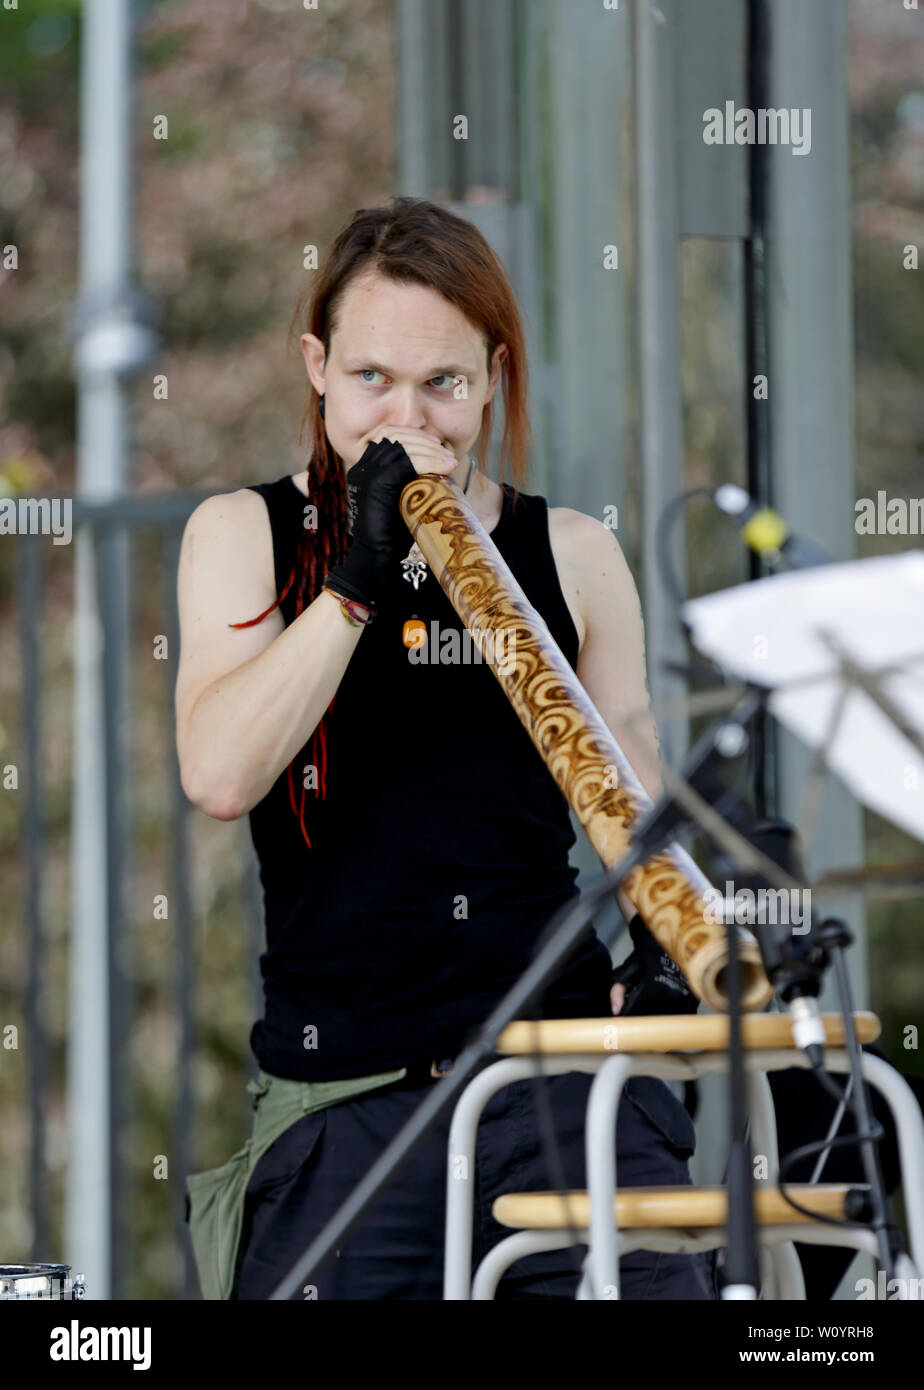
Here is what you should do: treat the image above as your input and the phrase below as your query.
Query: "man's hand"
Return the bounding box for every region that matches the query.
[610,981,626,1015]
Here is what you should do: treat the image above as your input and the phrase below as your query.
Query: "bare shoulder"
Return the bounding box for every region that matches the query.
[183,484,267,538]
[179,486,274,586]
[548,506,640,645]
[548,505,627,572]
[175,486,280,736]
[545,507,615,653]
[178,483,279,611]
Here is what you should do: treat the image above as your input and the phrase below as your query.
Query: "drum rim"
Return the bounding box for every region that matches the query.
[0,1263,72,1276]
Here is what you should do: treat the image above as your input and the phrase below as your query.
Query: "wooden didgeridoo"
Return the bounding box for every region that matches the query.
[399,473,773,1013]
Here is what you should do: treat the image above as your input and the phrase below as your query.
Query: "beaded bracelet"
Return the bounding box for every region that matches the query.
[322,584,376,628]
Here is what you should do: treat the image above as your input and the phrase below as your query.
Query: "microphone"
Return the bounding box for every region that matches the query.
[711,809,827,1065]
[712,484,831,571]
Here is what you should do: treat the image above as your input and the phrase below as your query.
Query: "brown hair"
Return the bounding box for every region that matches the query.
[231,196,533,847]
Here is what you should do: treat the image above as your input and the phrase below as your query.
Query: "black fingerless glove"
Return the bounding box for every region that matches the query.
[323,438,419,612]
[611,912,699,1016]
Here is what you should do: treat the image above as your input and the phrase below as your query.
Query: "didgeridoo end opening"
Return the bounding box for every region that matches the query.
[699,942,774,1013]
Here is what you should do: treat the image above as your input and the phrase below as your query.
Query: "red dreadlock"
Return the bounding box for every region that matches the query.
[228,439,350,849]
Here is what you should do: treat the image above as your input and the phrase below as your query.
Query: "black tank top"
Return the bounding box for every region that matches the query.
[245,473,613,1081]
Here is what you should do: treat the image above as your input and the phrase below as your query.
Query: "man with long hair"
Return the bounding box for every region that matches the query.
[176,197,713,1301]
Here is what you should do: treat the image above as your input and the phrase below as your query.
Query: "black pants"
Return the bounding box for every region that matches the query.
[235,1068,717,1300]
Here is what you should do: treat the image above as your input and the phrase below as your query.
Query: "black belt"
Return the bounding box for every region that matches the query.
[389,1052,501,1089]
[393,1056,461,1087]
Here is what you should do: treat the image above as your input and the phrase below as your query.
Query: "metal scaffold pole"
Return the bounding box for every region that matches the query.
[68,0,153,1299]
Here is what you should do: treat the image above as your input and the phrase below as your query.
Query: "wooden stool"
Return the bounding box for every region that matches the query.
[479,1184,871,1300]
[442,1012,924,1299]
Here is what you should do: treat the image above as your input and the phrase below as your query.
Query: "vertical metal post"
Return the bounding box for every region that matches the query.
[542,0,634,523]
[68,0,144,1299]
[632,0,690,769]
[744,0,775,818]
[96,519,132,1295]
[17,536,47,1261]
[764,0,867,1016]
[396,0,451,198]
[762,1,869,1296]
[161,529,196,1298]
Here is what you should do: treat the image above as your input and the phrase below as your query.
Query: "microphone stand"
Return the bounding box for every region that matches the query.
[700,771,898,1293]
[656,685,895,1297]
[813,918,899,1287]
[721,902,759,1298]
[628,685,768,1299]
[611,686,897,1297]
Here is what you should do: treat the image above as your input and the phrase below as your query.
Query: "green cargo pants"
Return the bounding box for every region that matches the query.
[184,1065,407,1300]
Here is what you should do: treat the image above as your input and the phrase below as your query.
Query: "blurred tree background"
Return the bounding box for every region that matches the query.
[0,0,921,1297]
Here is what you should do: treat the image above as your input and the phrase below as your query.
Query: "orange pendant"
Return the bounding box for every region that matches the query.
[403,616,427,650]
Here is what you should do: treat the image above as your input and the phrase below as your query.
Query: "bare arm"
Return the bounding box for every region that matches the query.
[174,488,365,821]
[572,509,665,873]
[569,513,665,1007]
